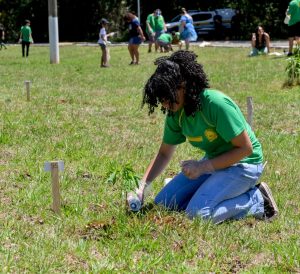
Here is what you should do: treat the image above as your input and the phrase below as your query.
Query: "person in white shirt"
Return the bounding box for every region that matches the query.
[98,18,114,67]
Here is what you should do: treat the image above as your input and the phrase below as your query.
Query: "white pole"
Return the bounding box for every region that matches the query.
[137,0,140,22]
[48,0,60,64]
[44,160,64,214]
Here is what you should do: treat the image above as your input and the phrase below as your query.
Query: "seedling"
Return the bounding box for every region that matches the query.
[285,44,300,86]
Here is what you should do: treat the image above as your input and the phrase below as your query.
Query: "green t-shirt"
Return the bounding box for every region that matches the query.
[158,33,172,43]
[20,25,32,42]
[154,15,165,32]
[146,13,155,34]
[288,0,300,26]
[163,89,263,164]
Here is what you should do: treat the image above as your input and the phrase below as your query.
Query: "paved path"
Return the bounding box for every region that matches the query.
[202,40,288,49]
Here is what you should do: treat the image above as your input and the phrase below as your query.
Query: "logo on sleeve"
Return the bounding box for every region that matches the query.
[205,129,218,142]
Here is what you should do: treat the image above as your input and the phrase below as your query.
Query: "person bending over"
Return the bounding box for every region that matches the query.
[130,50,278,224]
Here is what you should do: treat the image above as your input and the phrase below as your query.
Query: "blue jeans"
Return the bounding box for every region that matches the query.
[249,47,268,56]
[154,163,264,224]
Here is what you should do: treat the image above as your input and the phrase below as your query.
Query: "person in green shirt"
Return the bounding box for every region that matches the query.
[157,32,184,53]
[153,9,167,52]
[156,33,172,52]
[146,11,156,53]
[19,19,34,57]
[128,50,278,224]
[287,0,300,56]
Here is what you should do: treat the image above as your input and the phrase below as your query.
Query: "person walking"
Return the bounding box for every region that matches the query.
[19,20,33,57]
[179,8,197,50]
[145,10,156,53]
[286,0,300,56]
[124,12,146,65]
[129,50,278,224]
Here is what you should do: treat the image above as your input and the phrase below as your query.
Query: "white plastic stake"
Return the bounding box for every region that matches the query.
[247,96,254,128]
[44,160,64,214]
[24,80,31,101]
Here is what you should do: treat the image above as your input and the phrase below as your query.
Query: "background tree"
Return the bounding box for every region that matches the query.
[0,0,292,42]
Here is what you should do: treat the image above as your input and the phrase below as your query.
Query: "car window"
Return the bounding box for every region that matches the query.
[192,14,213,21]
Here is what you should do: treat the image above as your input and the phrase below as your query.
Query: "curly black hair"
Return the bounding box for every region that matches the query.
[142,50,209,116]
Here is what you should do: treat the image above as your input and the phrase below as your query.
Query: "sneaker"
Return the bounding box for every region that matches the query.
[258,182,279,220]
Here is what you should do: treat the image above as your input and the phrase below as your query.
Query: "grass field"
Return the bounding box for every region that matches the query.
[0,44,300,273]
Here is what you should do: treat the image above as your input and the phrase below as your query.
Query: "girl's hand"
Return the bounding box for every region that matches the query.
[180,160,214,179]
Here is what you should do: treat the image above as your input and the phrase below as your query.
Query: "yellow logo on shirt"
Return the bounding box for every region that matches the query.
[187,136,203,142]
[205,129,218,142]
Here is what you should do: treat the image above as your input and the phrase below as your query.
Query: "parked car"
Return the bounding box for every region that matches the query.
[165,9,235,39]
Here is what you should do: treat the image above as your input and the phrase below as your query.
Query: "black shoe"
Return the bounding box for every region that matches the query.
[258,182,279,220]
[287,52,293,57]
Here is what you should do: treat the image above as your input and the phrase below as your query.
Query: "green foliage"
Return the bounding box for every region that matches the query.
[105,162,141,192]
[285,44,300,86]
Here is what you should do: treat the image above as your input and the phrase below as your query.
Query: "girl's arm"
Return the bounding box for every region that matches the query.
[137,25,146,41]
[181,130,253,179]
[209,130,253,169]
[137,142,176,200]
[179,19,186,33]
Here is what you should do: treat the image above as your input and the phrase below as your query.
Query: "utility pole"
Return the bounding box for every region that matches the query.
[48,0,60,64]
[137,0,140,22]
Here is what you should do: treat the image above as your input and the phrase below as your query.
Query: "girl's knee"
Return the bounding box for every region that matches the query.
[185,205,212,220]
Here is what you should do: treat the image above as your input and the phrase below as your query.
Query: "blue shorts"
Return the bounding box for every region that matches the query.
[99,43,106,50]
[129,36,142,45]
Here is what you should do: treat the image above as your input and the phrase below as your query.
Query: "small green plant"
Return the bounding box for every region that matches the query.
[285,44,300,86]
[105,161,141,192]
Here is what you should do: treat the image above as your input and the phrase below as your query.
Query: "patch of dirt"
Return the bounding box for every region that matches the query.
[65,253,89,271]
[19,215,45,225]
[79,217,116,240]
[88,202,108,213]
